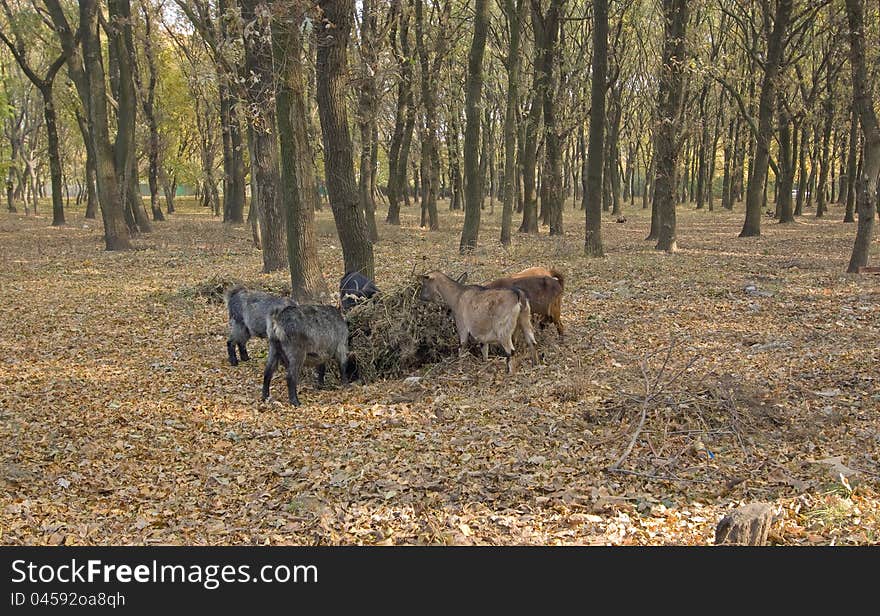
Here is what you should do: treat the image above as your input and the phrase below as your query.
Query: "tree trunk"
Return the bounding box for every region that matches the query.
[137,0,164,222]
[78,0,132,250]
[653,0,688,253]
[501,0,525,246]
[584,0,607,257]
[414,0,440,230]
[795,122,808,215]
[519,64,542,233]
[357,0,380,243]
[844,103,858,223]
[40,88,65,226]
[740,0,791,237]
[109,0,152,234]
[460,0,491,252]
[816,94,833,218]
[218,0,246,224]
[532,0,564,237]
[316,0,375,279]
[386,0,414,225]
[241,0,286,272]
[273,3,325,301]
[845,0,880,272]
[777,98,795,224]
[608,97,622,216]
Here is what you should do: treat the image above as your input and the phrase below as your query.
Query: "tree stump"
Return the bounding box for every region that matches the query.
[714,503,775,546]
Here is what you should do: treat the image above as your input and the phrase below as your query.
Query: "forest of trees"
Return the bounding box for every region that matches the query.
[3,0,880,288]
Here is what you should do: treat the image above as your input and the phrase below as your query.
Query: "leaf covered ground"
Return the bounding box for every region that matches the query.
[1,198,879,545]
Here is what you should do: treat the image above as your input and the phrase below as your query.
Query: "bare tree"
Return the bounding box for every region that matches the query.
[653,0,688,252]
[844,0,879,272]
[459,0,491,252]
[316,0,375,279]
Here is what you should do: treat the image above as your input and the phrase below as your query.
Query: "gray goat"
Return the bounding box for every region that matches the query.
[225,287,296,366]
[263,304,351,406]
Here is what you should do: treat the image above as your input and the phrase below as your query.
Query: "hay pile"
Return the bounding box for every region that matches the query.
[345,280,459,382]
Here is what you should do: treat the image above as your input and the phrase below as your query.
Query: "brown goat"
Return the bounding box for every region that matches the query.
[419,271,538,373]
[483,270,565,337]
[510,267,565,289]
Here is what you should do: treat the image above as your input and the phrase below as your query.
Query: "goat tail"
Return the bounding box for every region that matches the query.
[225,286,245,321]
[513,288,539,365]
[549,268,565,289]
[266,304,290,342]
[512,287,536,342]
[224,285,244,304]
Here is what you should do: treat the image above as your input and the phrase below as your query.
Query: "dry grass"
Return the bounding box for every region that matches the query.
[0,196,878,545]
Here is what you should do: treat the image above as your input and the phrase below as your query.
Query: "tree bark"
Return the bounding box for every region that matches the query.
[844,103,858,223]
[386,0,414,225]
[413,0,442,230]
[500,0,525,246]
[816,92,833,218]
[76,0,132,249]
[519,62,542,233]
[460,0,491,252]
[777,97,795,224]
[218,0,246,224]
[240,0,287,272]
[273,1,326,301]
[653,0,688,253]
[136,0,164,222]
[316,0,375,279]
[109,0,152,234]
[357,0,380,243]
[845,0,880,272]
[741,0,792,237]
[584,0,607,257]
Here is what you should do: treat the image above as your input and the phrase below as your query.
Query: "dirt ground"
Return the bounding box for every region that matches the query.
[1,197,878,545]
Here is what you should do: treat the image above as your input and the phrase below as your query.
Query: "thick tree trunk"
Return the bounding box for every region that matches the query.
[584,0,607,257]
[532,0,564,237]
[109,0,152,234]
[386,0,414,225]
[316,0,375,279]
[653,0,688,253]
[357,0,380,243]
[414,0,440,230]
[501,0,524,246]
[40,89,65,226]
[218,0,246,224]
[273,3,325,301]
[241,0,286,272]
[460,0,491,252]
[741,0,791,237]
[78,0,132,250]
[777,99,795,224]
[845,0,880,272]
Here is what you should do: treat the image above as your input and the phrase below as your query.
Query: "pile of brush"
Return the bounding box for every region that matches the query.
[344,280,459,382]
